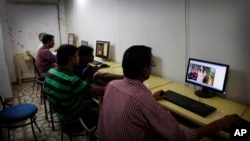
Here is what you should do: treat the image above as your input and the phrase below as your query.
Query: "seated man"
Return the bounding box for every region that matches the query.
[44,44,105,128]
[98,45,242,141]
[74,45,123,84]
[36,34,57,76]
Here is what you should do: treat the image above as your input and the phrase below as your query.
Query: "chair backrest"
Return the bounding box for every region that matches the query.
[25,52,41,77]
[31,57,41,76]
[36,76,45,85]
[43,85,99,140]
[0,95,11,110]
[42,86,86,133]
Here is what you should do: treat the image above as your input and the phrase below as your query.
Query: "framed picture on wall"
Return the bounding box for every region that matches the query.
[68,33,75,45]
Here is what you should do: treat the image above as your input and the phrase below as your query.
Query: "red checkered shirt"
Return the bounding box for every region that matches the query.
[98,78,197,141]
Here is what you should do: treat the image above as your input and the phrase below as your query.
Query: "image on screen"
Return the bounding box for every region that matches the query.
[186,58,229,98]
[95,40,110,59]
[187,64,216,86]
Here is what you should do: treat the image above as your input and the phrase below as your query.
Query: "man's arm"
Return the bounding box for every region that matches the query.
[87,85,105,97]
[195,114,241,139]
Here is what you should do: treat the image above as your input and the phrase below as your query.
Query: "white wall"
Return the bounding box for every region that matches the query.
[64,0,187,83]
[0,0,13,98]
[64,0,250,105]
[4,0,61,82]
[188,0,250,104]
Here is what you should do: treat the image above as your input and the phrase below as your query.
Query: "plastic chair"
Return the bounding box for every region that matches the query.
[43,87,99,141]
[0,95,41,141]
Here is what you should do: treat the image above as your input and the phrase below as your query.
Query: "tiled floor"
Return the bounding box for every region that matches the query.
[1,81,88,141]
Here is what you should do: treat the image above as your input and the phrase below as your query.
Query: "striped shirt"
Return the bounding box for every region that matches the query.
[44,67,91,122]
[98,78,197,141]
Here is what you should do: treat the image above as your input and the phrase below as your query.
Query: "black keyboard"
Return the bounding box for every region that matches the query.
[163,90,217,117]
[90,60,102,65]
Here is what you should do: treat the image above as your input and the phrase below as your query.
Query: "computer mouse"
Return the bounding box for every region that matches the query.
[100,64,110,68]
[160,91,168,99]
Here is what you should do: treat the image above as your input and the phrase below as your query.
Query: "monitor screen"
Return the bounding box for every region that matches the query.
[185,58,229,98]
[81,40,88,46]
[95,40,110,59]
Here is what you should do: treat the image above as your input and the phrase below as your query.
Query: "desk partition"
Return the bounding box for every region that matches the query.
[99,67,172,89]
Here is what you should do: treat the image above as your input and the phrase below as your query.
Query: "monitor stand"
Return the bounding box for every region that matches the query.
[195,87,216,98]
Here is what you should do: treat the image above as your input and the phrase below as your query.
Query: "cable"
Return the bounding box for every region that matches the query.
[57,3,62,45]
[184,0,190,88]
[184,0,190,72]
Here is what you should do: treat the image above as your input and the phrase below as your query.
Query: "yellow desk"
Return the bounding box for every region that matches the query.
[93,57,122,68]
[99,67,172,89]
[144,75,172,89]
[98,66,123,74]
[151,83,247,139]
[14,53,35,84]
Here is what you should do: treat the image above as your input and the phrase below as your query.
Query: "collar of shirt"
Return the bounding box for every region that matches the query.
[123,77,146,87]
[56,66,74,75]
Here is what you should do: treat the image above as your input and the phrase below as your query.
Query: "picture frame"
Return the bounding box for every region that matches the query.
[68,33,75,45]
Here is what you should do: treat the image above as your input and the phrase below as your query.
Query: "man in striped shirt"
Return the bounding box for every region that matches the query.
[44,44,105,129]
[98,45,241,141]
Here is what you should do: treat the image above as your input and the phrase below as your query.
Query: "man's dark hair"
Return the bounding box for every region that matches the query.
[42,34,54,44]
[38,32,46,42]
[78,46,94,57]
[122,45,152,79]
[57,44,78,66]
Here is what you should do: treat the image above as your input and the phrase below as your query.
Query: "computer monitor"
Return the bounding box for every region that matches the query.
[95,40,110,60]
[185,58,229,98]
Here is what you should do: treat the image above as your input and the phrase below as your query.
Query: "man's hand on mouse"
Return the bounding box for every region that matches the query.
[153,90,167,100]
